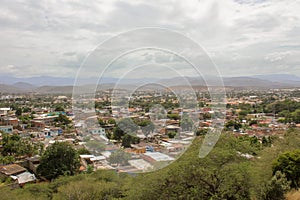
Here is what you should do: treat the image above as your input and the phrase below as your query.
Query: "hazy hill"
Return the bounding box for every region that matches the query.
[0,74,300,93]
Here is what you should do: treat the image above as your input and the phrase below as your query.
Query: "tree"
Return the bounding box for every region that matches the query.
[108,149,131,166]
[225,120,242,130]
[112,126,125,141]
[180,115,194,131]
[77,147,90,155]
[167,114,180,120]
[55,114,71,125]
[195,128,208,136]
[108,118,116,125]
[0,133,39,157]
[117,118,138,133]
[121,134,140,148]
[121,134,132,148]
[167,131,177,138]
[85,140,106,153]
[98,118,106,126]
[139,120,155,136]
[260,171,291,200]
[15,108,22,117]
[273,149,300,188]
[292,109,300,123]
[54,105,65,112]
[37,142,80,180]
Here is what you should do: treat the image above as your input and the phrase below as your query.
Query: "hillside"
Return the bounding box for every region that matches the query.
[1,129,300,199]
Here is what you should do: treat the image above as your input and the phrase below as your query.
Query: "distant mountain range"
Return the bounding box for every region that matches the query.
[0,74,299,94]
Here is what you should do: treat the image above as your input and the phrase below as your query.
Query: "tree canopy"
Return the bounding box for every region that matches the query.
[37,142,80,180]
[273,149,300,188]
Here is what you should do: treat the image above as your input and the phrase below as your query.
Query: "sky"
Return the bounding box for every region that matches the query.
[0,0,300,78]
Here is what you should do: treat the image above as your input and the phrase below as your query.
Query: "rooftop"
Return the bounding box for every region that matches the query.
[0,164,26,176]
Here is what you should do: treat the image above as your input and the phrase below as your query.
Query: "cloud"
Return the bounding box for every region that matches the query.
[0,0,299,78]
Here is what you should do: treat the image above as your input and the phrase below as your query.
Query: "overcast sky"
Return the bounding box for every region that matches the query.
[0,0,299,78]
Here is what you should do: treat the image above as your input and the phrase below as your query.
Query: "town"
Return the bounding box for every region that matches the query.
[1,87,300,187]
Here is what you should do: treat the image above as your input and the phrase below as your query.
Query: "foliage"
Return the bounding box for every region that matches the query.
[113,126,125,141]
[77,147,90,155]
[37,142,80,180]
[139,120,155,136]
[266,100,300,114]
[54,105,65,112]
[108,149,131,166]
[0,133,39,157]
[85,140,106,153]
[118,118,138,133]
[180,115,194,131]
[167,113,180,120]
[15,108,22,116]
[121,134,140,148]
[225,120,242,130]
[260,171,291,200]
[167,131,177,138]
[2,129,300,199]
[55,114,71,125]
[273,149,300,188]
[195,128,208,136]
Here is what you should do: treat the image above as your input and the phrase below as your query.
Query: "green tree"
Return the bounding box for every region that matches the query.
[55,114,71,125]
[54,105,65,112]
[273,149,300,188]
[85,140,106,153]
[167,113,180,120]
[260,171,291,200]
[0,133,38,157]
[98,118,106,126]
[117,118,138,133]
[113,126,125,141]
[121,134,140,148]
[15,108,22,117]
[139,120,155,136]
[77,147,90,155]
[167,131,177,138]
[225,120,242,130]
[108,149,131,166]
[180,115,194,131]
[292,109,300,123]
[195,128,208,136]
[37,142,80,180]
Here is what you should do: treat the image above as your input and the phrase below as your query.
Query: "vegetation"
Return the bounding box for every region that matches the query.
[36,142,80,180]
[0,132,42,160]
[108,149,131,166]
[167,131,177,138]
[273,149,300,188]
[1,129,300,199]
[121,134,140,148]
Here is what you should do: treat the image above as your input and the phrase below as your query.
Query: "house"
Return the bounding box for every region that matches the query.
[0,117,19,127]
[0,108,11,116]
[10,172,36,186]
[32,115,57,125]
[25,156,40,174]
[43,127,63,137]
[0,164,26,178]
[88,127,105,136]
[165,125,180,134]
[0,125,13,134]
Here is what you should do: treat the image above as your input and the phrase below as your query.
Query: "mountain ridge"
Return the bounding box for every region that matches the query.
[0,74,299,93]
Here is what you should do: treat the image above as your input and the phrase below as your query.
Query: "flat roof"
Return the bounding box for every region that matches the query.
[128,159,153,171]
[0,164,26,176]
[144,152,175,162]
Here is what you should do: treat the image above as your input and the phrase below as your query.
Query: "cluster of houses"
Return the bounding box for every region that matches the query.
[0,89,300,184]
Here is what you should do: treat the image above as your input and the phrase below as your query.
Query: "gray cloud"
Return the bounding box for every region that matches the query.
[0,0,299,78]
